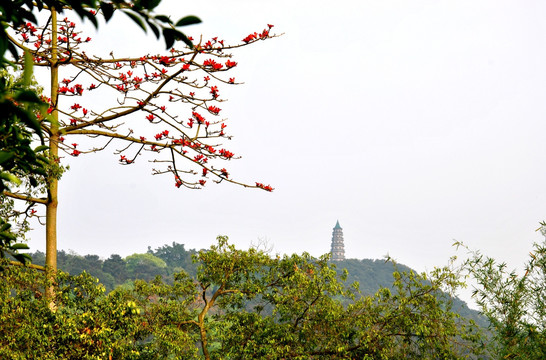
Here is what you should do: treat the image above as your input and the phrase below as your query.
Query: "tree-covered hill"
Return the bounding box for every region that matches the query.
[26,242,487,328]
[334,258,488,328]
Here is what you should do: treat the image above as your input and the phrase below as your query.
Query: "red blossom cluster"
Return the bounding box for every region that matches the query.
[192,111,206,124]
[242,25,273,43]
[159,56,175,66]
[210,86,219,99]
[58,83,84,95]
[172,138,192,146]
[203,59,223,70]
[255,182,274,192]
[154,130,169,140]
[120,155,133,164]
[219,149,234,159]
[225,59,237,68]
[175,175,182,188]
[193,154,207,163]
[208,106,221,115]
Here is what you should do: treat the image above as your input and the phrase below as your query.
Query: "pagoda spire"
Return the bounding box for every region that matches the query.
[330,220,345,261]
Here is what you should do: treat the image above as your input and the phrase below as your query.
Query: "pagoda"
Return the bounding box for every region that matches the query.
[330,220,345,261]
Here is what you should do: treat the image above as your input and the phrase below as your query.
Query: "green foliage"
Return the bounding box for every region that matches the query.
[2,237,487,359]
[125,253,167,281]
[337,257,489,329]
[459,227,546,359]
[0,262,143,359]
[148,241,198,276]
[0,58,47,262]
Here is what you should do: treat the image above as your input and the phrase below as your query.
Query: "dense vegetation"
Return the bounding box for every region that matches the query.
[2,236,487,359]
[26,242,484,326]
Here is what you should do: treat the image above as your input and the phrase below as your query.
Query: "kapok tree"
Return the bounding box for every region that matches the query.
[4,6,276,273]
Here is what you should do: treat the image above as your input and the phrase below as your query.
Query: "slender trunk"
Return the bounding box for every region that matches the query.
[198,306,211,360]
[46,8,59,306]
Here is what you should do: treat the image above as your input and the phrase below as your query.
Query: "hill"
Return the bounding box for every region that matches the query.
[334,258,488,328]
[26,242,487,327]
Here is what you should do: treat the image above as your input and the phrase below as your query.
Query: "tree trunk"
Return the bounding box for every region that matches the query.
[45,8,59,307]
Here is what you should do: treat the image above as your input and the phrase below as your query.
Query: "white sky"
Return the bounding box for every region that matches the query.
[27,0,546,294]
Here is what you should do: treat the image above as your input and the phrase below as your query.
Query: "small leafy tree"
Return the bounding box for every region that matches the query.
[459,223,546,359]
[3,5,276,274]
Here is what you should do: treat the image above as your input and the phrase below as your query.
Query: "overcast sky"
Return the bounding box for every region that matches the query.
[27,0,546,296]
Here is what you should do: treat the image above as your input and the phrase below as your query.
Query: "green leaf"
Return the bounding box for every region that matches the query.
[0,231,16,241]
[11,243,29,250]
[178,31,194,49]
[123,11,147,33]
[0,172,22,185]
[0,151,14,165]
[22,50,33,86]
[11,105,44,143]
[162,28,176,49]
[148,21,160,39]
[0,223,11,232]
[12,252,32,264]
[154,15,172,24]
[34,145,49,153]
[142,0,161,10]
[175,15,201,27]
[100,2,115,21]
[14,89,41,103]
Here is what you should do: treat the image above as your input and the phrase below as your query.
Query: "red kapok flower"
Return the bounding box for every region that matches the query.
[256,182,274,192]
[219,149,234,159]
[192,111,206,124]
[208,106,221,115]
[225,59,237,68]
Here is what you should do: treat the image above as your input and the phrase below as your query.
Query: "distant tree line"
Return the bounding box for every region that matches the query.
[29,242,198,292]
